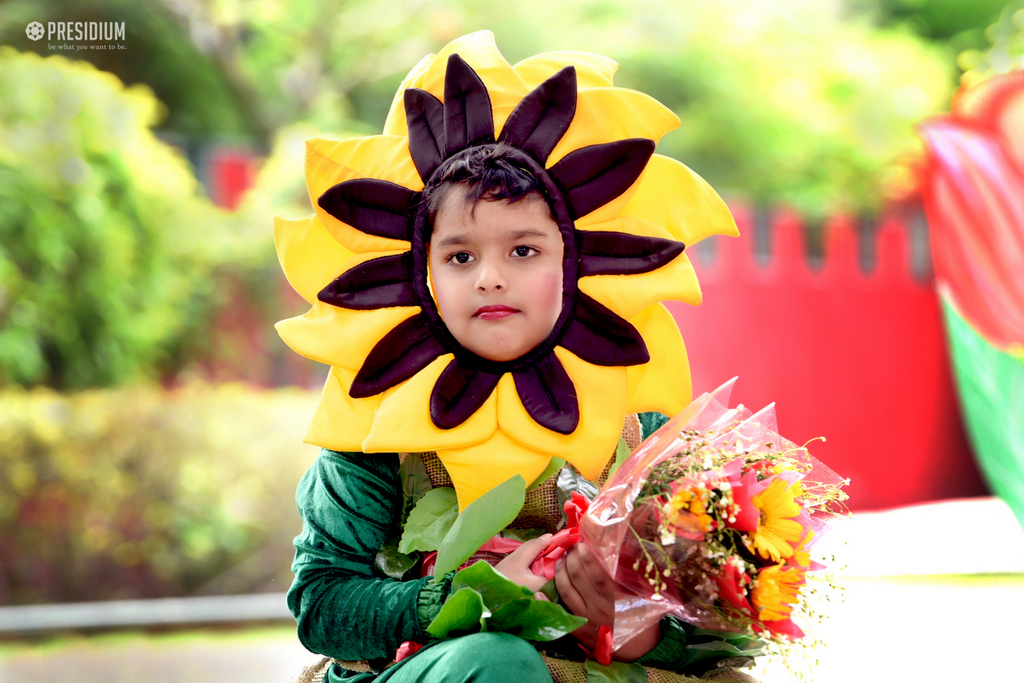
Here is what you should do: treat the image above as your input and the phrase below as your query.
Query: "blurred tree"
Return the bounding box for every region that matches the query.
[863,0,1008,53]
[453,0,955,215]
[0,0,263,145]
[958,0,1024,86]
[0,0,962,216]
[0,48,259,388]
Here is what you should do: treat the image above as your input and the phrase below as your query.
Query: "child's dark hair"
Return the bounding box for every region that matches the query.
[422,143,548,222]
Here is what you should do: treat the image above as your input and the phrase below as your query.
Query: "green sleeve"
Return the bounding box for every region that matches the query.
[286,449,435,662]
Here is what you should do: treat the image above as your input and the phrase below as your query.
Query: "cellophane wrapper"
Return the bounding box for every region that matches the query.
[579,379,847,650]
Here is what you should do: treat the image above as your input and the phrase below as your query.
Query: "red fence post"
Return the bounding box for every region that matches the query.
[208,147,257,211]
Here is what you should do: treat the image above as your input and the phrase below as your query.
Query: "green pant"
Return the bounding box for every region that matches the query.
[332,633,553,683]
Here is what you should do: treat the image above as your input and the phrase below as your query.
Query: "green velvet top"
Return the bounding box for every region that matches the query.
[286,412,704,673]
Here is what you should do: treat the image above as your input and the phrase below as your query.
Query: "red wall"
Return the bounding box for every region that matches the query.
[669,205,987,511]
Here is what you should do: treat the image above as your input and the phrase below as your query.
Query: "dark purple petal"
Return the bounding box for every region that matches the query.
[318,253,416,310]
[578,231,685,277]
[559,293,649,366]
[350,314,446,398]
[512,353,579,434]
[430,358,501,429]
[318,179,417,242]
[443,54,495,156]
[548,139,655,220]
[405,88,445,182]
[498,67,577,165]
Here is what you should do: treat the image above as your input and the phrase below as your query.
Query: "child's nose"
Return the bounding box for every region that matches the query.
[475,259,507,292]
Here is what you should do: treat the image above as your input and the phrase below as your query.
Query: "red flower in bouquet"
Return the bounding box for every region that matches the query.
[715,558,756,618]
[720,459,759,534]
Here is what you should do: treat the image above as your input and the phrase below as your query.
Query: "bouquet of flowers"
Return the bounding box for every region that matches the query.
[537,379,849,656]
[403,379,848,676]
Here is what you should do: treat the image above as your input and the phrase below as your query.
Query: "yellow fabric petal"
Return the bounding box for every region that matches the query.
[625,303,691,417]
[512,51,619,91]
[383,52,437,136]
[496,349,626,482]
[436,432,553,511]
[546,88,680,168]
[576,215,700,318]
[549,90,679,226]
[362,355,499,453]
[619,154,738,246]
[579,251,701,321]
[411,30,528,138]
[305,136,422,255]
[274,214,354,305]
[275,298,418,371]
[304,366,387,452]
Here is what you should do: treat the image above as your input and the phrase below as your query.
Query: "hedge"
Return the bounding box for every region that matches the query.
[0,382,321,605]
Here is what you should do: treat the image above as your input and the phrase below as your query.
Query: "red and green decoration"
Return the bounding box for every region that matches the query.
[919,70,1024,527]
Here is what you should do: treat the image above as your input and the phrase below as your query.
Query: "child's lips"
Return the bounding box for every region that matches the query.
[474,305,519,320]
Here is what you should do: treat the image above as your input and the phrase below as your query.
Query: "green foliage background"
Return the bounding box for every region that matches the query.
[0,48,286,390]
[0,49,219,388]
[0,383,318,604]
[1,0,991,218]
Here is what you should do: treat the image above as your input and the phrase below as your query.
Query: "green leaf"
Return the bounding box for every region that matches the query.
[433,475,526,578]
[425,586,489,639]
[608,437,631,477]
[537,577,559,603]
[528,457,565,490]
[487,598,587,641]
[688,627,764,654]
[439,561,585,642]
[676,640,763,670]
[451,560,533,609]
[500,527,548,542]
[585,660,647,683]
[398,453,432,521]
[669,625,765,672]
[374,537,417,579]
[556,466,599,512]
[398,487,458,554]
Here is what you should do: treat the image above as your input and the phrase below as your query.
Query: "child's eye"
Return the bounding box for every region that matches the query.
[447,252,474,265]
[512,246,537,258]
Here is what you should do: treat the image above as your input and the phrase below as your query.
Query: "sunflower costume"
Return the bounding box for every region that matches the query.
[282,31,741,683]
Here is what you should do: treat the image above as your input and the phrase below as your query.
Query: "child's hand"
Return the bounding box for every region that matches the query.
[554,543,661,661]
[494,534,553,597]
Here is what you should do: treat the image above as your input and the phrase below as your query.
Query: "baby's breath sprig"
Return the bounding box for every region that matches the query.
[627,523,671,598]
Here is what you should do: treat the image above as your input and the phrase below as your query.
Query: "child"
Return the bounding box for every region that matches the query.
[277,32,740,682]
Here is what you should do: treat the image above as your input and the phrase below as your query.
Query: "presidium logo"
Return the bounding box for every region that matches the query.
[25,22,45,41]
[26,20,126,50]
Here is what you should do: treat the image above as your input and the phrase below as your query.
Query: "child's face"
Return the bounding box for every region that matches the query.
[429,188,564,362]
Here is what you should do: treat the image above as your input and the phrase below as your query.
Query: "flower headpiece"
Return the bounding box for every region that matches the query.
[276,32,737,508]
